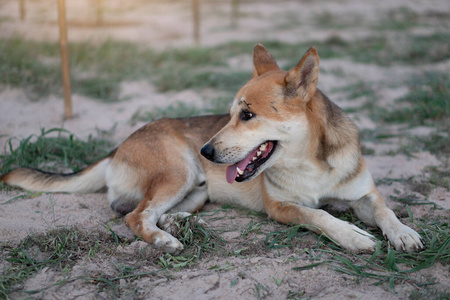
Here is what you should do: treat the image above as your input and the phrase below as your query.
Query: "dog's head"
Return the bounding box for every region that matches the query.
[201,44,320,183]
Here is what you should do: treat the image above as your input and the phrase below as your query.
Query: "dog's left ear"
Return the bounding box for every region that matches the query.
[252,44,280,77]
[284,47,319,103]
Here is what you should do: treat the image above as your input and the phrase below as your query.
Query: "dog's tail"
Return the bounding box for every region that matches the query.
[0,151,115,193]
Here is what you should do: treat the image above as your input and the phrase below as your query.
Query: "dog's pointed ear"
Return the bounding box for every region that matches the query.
[252,44,280,78]
[284,47,319,102]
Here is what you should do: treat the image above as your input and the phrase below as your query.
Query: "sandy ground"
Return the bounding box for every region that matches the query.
[0,0,449,299]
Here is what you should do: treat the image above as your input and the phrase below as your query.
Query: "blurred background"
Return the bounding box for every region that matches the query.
[0,0,448,145]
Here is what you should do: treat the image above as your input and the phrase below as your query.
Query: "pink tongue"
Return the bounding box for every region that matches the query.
[226,148,258,184]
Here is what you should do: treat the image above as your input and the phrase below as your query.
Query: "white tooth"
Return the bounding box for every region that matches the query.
[257,151,262,156]
[237,167,244,175]
[252,156,257,161]
[260,143,267,151]
[236,174,240,177]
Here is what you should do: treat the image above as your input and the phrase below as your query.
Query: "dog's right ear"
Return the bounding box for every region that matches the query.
[252,44,280,78]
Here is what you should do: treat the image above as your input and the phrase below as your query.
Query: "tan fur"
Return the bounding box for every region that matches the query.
[0,45,423,254]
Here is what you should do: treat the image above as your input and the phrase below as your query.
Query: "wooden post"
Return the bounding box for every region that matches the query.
[19,0,26,20]
[231,0,239,28]
[56,0,72,119]
[95,0,103,26]
[192,0,200,45]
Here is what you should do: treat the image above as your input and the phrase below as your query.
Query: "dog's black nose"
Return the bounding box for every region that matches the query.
[201,144,215,161]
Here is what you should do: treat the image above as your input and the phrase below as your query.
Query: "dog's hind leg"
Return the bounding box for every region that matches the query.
[106,162,145,216]
[350,186,423,252]
[124,170,199,254]
[157,181,209,234]
[169,178,208,213]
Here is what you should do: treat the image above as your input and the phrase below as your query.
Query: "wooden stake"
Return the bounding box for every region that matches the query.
[19,0,26,21]
[231,0,239,28]
[95,0,103,26]
[56,0,72,119]
[192,0,200,45]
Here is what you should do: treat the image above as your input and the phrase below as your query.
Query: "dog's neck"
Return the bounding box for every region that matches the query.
[271,89,360,173]
[307,89,359,163]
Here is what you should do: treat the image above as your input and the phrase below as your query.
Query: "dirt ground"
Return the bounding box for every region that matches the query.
[0,0,449,299]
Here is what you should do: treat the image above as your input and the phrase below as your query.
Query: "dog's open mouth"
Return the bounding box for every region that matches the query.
[226,141,277,183]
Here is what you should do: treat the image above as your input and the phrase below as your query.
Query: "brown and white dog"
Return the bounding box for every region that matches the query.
[0,45,423,254]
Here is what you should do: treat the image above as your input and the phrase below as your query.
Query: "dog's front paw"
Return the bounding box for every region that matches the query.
[152,230,184,254]
[344,224,377,252]
[328,221,377,253]
[384,224,423,252]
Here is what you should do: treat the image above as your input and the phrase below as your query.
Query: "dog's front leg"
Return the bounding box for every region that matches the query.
[350,186,423,252]
[262,190,377,252]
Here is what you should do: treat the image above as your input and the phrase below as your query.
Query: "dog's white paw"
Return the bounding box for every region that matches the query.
[329,222,377,252]
[384,224,423,252]
[152,230,184,254]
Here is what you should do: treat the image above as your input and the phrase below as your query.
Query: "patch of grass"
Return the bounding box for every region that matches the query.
[150,59,250,92]
[129,101,203,125]
[382,72,450,125]
[241,220,262,237]
[297,219,448,290]
[265,224,335,250]
[420,134,450,157]
[409,167,450,194]
[0,227,131,297]
[349,33,450,65]
[2,34,448,102]
[266,210,449,291]
[376,168,448,199]
[333,81,377,101]
[0,181,16,192]
[0,36,61,101]
[359,129,399,142]
[428,167,450,190]
[376,7,420,30]
[233,33,450,67]
[74,77,122,102]
[313,11,362,29]
[0,128,114,174]
[0,190,43,205]
[150,47,225,68]
[360,145,375,155]
[219,203,267,219]
[206,95,233,115]
[83,269,163,298]
[0,36,122,101]
[390,195,445,210]
[389,133,450,161]
[409,289,450,300]
[0,37,227,101]
[391,167,449,199]
[129,95,231,125]
[158,215,224,269]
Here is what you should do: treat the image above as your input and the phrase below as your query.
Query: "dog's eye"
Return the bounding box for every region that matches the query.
[240,110,254,121]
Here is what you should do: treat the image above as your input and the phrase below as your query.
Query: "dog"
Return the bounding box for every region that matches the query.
[0,44,423,254]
